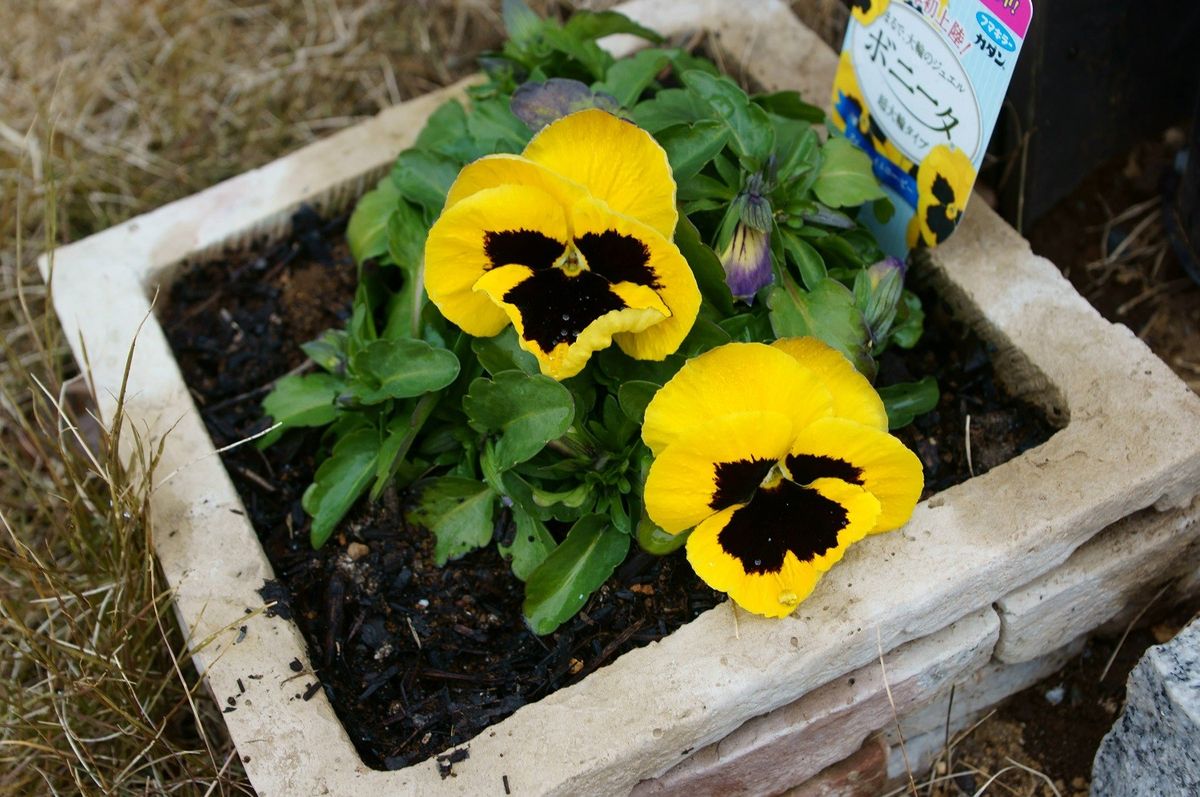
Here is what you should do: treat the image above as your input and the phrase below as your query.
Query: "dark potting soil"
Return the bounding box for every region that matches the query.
[159,208,1059,770]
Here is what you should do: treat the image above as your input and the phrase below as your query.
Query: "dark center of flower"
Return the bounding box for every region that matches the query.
[716,479,849,574]
[484,227,662,353]
[784,453,863,486]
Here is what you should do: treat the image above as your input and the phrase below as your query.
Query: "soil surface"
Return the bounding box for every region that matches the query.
[160,208,1057,769]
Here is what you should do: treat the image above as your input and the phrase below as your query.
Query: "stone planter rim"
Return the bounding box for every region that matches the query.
[38,1,1200,794]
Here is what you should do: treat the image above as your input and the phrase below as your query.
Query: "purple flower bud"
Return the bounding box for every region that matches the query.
[720,223,773,303]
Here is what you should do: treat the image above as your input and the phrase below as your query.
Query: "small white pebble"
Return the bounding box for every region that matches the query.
[417,599,429,609]
[1044,684,1065,706]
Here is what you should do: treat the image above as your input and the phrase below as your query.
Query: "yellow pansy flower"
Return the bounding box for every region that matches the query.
[642,339,923,618]
[424,109,701,380]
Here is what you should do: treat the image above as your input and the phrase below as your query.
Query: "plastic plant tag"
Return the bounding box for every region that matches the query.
[831,0,1033,256]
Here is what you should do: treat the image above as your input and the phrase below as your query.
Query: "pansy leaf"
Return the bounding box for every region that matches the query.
[771,117,820,183]
[502,0,543,44]
[390,149,459,216]
[346,178,402,264]
[887,290,926,350]
[766,276,875,380]
[631,87,714,133]
[259,373,344,448]
[412,476,497,565]
[539,27,614,81]
[523,514,630,635]
[674,213,735,316]
[878,376,940,430]
[680,70,774,165]
[751,90,825,123]
[301,329,349,375]
[617,380,660,424]
[656,121,730,181]
[679,316,732,356]
[596,48,671,107]
[303,427,378,548]
[677,172,736,202]
[471,327,539,376]
[467,96,531,154]
[414,99,476,162]
[780,229,828,291]
[562,10,663,43]
[348,339,460,405]
[510,78,622,132]
[499,503,558,581]
[384,197,428,273]
[813,136,886,208]
[464,371,575,471]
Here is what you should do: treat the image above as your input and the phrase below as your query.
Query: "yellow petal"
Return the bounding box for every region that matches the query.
[642,411,796,534]
[424,183,568,336]
[567,196,700,362]
[522,109,678,238]
[473,264,667,381]
[771,337,888,431]
[443,154,589,213]
[787,417,923,533]
[684,478,880,619]
[641,342,834,456]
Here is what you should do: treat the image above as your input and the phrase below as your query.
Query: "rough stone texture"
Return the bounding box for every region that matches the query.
[883,638,1086,782]
[38,0,1200,795]
[995,498,1200,663]
[781,737,888,797]
[1092,619,1200,796]
[634,610,997,796]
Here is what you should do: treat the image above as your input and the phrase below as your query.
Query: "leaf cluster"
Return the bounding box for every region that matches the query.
[259,0,936,634]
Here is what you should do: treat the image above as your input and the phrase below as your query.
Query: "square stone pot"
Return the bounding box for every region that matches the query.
[39,1,1200,794]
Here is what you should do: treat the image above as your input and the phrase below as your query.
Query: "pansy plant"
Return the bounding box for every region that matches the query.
[258,0,939,634]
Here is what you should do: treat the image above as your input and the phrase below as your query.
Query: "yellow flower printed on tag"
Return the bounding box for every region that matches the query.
[642,339,923,618]
[906,144,976,249]
[424,109,701,380]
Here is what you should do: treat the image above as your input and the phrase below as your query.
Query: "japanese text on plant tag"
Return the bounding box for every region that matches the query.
[832,0,1033,256]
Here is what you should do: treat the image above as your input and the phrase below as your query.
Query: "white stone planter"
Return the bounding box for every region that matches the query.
[39,1,1200,794]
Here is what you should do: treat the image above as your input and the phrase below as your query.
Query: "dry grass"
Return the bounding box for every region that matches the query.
[0,2,842,793]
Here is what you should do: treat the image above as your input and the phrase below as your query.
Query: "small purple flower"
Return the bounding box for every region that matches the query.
[720,223,773,303]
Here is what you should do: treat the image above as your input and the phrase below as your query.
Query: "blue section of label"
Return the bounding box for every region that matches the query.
[975,11,1017,51]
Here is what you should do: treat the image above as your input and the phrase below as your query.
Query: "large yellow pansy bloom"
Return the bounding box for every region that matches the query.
[424,109,700,380]
[642,339,923,618]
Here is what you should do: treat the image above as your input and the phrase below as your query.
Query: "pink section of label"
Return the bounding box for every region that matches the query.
[978,0,1032,38]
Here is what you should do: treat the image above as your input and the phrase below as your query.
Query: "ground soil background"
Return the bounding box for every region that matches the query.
[1,1,1195,795]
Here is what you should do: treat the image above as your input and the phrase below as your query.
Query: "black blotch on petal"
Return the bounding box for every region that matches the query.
[503,269,626,352]
[484,229,564,271]
[785,453,863,486]
[930,174,957,205]
[710,458,774,510]
[925,203,957,243]
[575,231,660,289]
[717,480,848,574]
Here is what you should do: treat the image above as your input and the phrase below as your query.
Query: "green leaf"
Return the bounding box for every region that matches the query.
[471,327,539,376]
[771,118,819,183]
[780,229,827,291]
[766,276,875,380]
[752,90,825,122]
[259,373,343,448]
[301,329,349,374]
[502,0,543,45]
[371,413,414,499]
[523,515,630,635]
[464,371,575,471]
[635,511,687,555]
[596,48,671,107]
[384,199,427,273]
[390,149,459,215]
[562,11,664,44]
[680,70,774,165]
[813,137,886,208]
[888,290,925,350]
[303,428,379,548]
[539,27,614,81]
[679,316,732,356]
[617,380,660,424]
[349,339,460,405]
[467,95,531,154]
[878,376,939,430]
[631,87,714,133]
[347,179,402,263]
[674,213,735,316]
[412,477,496,565]
[499,504,558,581]
[656,121,730,181]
